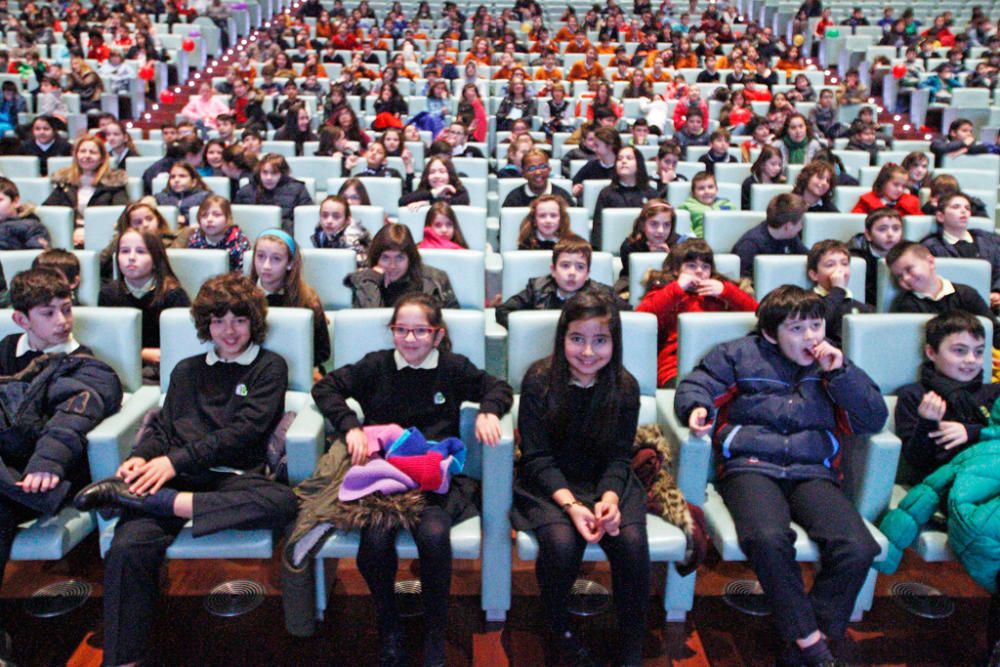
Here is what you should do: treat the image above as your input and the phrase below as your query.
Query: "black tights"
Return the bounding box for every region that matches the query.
[535,521,650,659]
[357,505,453,636]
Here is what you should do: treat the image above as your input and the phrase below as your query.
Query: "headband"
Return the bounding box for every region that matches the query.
[259,229,296,256]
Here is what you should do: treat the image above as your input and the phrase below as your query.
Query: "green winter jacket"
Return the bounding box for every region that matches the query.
[877,398,1000,592]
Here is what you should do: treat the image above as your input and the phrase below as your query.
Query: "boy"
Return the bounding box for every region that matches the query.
[680,171,734,239]
[844,121,879,165]
[697,128,738,174]
[675,285,886,667]
[630,118,652,146]
[886,241,1000,347]
[160,123,179,146]
[216,113,237,145]
[74,273,298,666]
[444,121,484,158]
[807,239,872,345]
[921,191,1000,307]
[894,311,1000,480]
[241,128,263,158]
[141,135,204,195]
[929,118,996,166]
[0,268,123,657]
[495,235,629,328]
[673,108,709,160]
[560,122,596,179]
[849,207,903,306]
[733,193,809,280]
[0,177,49,250]
[921,174,989,219]
[32,249,82,303]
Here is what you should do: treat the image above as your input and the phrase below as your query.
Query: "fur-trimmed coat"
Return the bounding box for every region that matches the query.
[42,167,130,214]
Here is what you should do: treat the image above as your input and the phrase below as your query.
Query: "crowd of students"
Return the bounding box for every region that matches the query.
[0,0,999,664]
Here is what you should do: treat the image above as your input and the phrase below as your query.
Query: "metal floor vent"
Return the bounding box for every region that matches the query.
[204,580,266,617]
[395,579,424,617]
[567,579,611,617]
[722,579,772,617]
[890,581,955,619]
[25,580,92,618]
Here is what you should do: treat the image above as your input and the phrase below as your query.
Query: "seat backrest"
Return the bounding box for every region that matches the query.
[0,307,143,393]
[35,206,75,250]
[124,155,159,179]
[12,178,53,206]
[802,212,866,247]
[397,206,487,251]
[750,183,794,212]
[844,313,993,394]
[0,155,40,178]
[500,250,614,299]
[420,249,485,310]
[753,255,866,302]
[333,308,485,369]
[667,181,742,209]
[300,248,356,310]
[82,205,127,252]
[291,204,384,249]
[158,307,314,393]
[286,156,342,182]
[582,179,611,213]
[834,185,870,214]
[229,205,282,243]
[941,154,999,178]
[451,157,489,180]
[876,257,992,312]
[326,177,403,215]
[713,162,751,186]
[703,210,763,253]
[602,208,694,255]
[165,249,228,300]
[676,312,758,381]
[902,215,993,242]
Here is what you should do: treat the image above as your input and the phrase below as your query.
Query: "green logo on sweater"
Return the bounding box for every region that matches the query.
[434,391,446,405]
[235,383,248,397]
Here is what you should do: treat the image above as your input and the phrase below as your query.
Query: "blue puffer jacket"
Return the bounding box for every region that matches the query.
[674,333,888,482]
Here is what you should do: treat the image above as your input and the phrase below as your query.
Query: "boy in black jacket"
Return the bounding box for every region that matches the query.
[0,268,123,661]
[849,208,903,306]
[74,273,298,666]
[732,193,809,281]
[894,311,1000,481]
[807,239,872,345]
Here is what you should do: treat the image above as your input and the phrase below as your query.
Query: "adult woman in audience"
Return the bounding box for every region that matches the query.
[496,77,538,132]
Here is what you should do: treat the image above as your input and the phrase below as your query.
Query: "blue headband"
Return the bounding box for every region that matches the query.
[259,229,296,256]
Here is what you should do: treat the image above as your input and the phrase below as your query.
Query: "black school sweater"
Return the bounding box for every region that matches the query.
[98,283,190,349]
[312,349,513,441]
[890,282,1000,347]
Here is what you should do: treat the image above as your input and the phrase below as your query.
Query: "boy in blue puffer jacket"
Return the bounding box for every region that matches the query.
[675,285,887,666]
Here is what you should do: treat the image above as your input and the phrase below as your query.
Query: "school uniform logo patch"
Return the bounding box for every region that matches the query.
[235,383,249,397]
[433,392,446,405]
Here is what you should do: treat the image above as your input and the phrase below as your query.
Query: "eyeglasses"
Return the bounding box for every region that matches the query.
[523,164,549,173]
[389,325,440,340]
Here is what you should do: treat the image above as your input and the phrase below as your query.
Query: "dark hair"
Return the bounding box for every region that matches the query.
[766,193,807,229]
[191,272,268,345]
[865,207,901,231]
[424,201,468,248]
[32,249,80,284]
[750,145,786,183]
[645,238,733,293]
[628,199,678,246]
[807,239,850,274]
[885,240,932,270]
[612,145,650,189]
[552,234,593,267]
[947,118,974,138]
[0,175,18,201]
[592,126,622,152]
[937,190,972,215]
[690,171,716,189]
[519,194,571,249]
[415,155,466,196]
[871,163,908,198]
[11,267,72,314]
[925,310,985,351]
[792,160,836,203]
[389,292,452,353]
[367,223,423,281]
[338,177,372,205]
[113,229,184,307]
[756,284,825,339]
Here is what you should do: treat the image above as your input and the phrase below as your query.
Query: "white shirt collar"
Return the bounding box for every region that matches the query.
[524,181,552,197]
[570,377,596,388]
[206,342,260,366]
[126,277,156,299]
[256,278,284,297]
[394,348,439,370]
[942,229,974,245]
[914,277,956,301]
[813,285,854,299]
[15,333,80,357]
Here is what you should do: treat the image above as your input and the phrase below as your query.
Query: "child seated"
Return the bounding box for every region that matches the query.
[675,285,887,667]
[311,195,371,263]
[0,268,123,657]
[174,193,252,272]
[32,249,82,304]
[921,192,1000,308]
[616,199,685,291]
[697,128,738,174]
[887,241,1000,347]
[930,118,998,166]
[672,108,710,160]
[0,177,50,251]
[732,193,808,280]
[74,273,299,666]
[418,201,470,250]
[851,163,922,217]
[848,208,903,306]
[496,235,629,328]
[844,121,879,165]
[921,173,989,219]
[518,195,574,251]
[895,311,1000,480]
[807,239,872,345]
[679,171,734,238]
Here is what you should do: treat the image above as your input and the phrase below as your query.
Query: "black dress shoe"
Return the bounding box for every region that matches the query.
[379,630,406,667]
[73,478,146,514]
[558,632,600,667]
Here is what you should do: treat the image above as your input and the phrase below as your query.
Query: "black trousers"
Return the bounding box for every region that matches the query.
[102,473,298,665]
[719,473,880,642]
[0,497,42,594]
[356,504,453,637]
[534,520,650,659]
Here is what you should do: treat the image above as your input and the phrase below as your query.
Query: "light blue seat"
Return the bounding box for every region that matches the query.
[292,204,384,249]
[750,183,794,211]
[940,154,1000,179]
[326,177,402,216]
[165,249,229,298]
[94,307,325,558]
[703,210,763,253]
[834,186,870,214]
[0,250,100,306]
[495,178,574,206]
[498,207,590,252]
[451,157,489,180]
[802,212,867,247]
[663,312,891,622]
[12,178,53,206]
[599,208,695,256]
[628,253,741,307]
[313,309,515,622]
[230,204,283,242]
[506,309,697,621]
[261,140,297,157]
[753,255,866,302]
[300,248,356,310]
[876,257,992,312]
[582,179,612,213]
[47,156,73,174]
[82,206,127,252]
[0,156,40,178]
[287,156,342,184]
[151,174,230,200]
[0,307,149,563]
[398,205,487,251]
[667,181,742,210]
[124,156,160,180]
[420,249,485,309]
[902,215,994,242]
[713,162,751,186]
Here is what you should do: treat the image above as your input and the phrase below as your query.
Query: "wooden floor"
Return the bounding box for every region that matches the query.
[1,534,991,666]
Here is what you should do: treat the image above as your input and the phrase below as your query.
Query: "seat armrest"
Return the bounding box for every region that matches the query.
[480,412,514,614]
[842,428,902,523]
[86,386,161,480]
[656,389,711,507]
[285,401,325,487]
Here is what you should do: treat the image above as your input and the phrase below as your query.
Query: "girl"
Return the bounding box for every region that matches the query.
[333,106,371,151]
[511,290,649,666]
[176,194,251,272]
[99,228,190,374]
[338,178,372,206]
[518,195,572,251]
[18,115,71,177]
[399,156,470,209]
[496,78,537,132]
[418,201,469,250]
[273,103,319,156]
[373,83,409,122]
[199,139,227,178]
[309,293,512,666]
[720,89,752,132]
[773,113,824,165]
[787,73,817,103]
[792,160,839,213]
[233,153,314,233]
[381,127,406,158]
[358,141,414,193]
[44,134,129,245]
[617,198,683,287]
[851,163,922,215]
[587,81,622,124]
[251,229,331,371]
[154,162,211,227]
[456,83,487,143]
[592,146,658,250]
[540,83,572,138]
[311,194,371,262]
[637,239,758,386]
[103,120,138,170]
[426,80,452,126]
[901,151,932,196]
[921,174,990,218]
[79,273,298,667]
[741,145,786,210]
[100,200,177,279]
[67,56,103,112]
[345,223,459,308]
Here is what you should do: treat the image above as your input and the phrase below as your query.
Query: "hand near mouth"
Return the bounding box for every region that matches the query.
[810,340,843,372]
